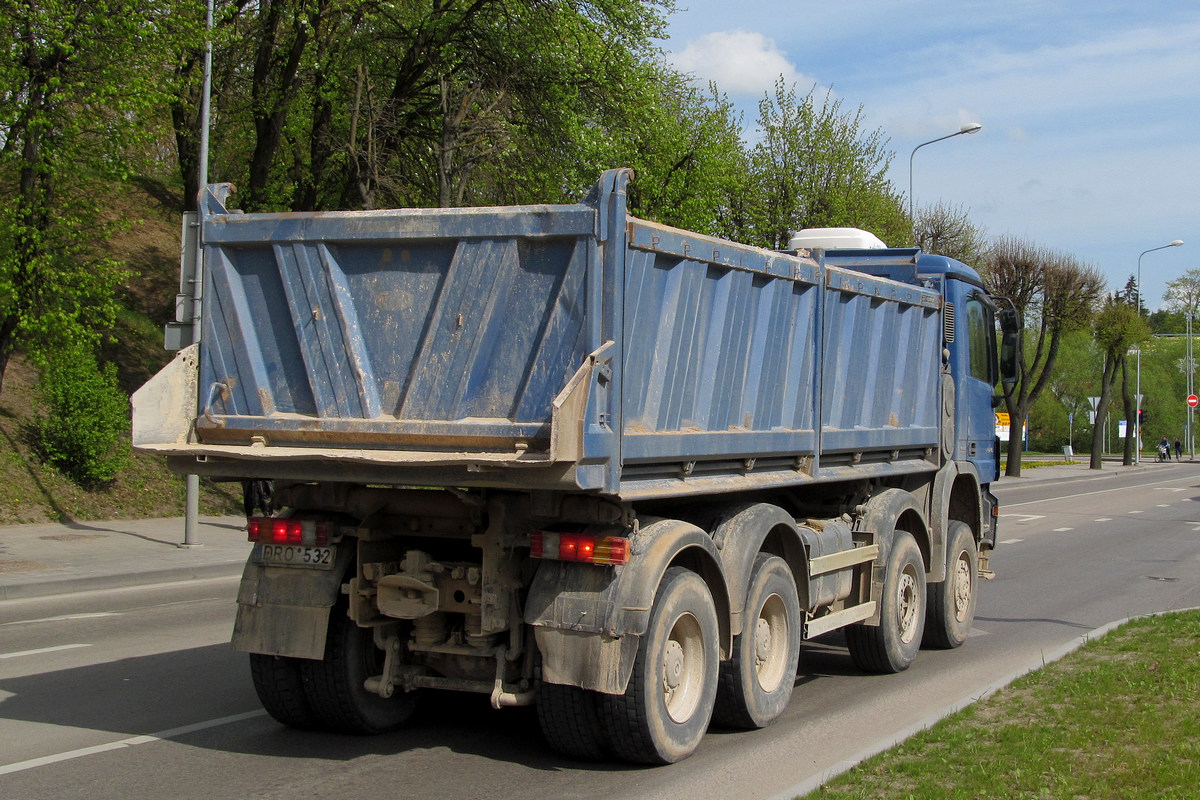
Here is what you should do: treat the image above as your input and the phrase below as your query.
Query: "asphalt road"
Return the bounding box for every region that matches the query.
[2,463,1199,800]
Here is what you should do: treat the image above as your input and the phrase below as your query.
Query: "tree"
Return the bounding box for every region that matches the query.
[1089,298,1148,469]
[981,236,1105,476]
[740,79,909,250]
[913,201,988,268]
[0,0,172,395]
[1162,268,1200,326]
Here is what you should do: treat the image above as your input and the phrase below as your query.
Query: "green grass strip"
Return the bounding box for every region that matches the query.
[805,610,1200,799]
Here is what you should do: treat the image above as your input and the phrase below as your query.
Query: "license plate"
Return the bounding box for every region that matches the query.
[254,543,335,570]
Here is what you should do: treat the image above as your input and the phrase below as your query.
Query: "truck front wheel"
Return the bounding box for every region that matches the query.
[846,531,926,673]
[924,521,978,649]
[300,602,417,734]
[601,567,719,764]
[713,555,800,729]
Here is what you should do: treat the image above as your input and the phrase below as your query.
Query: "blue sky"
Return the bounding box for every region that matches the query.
[660,1,1198,310]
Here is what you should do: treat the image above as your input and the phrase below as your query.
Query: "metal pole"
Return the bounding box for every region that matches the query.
[908,123,982,232]
[1134,240,1185,466]
[183,0,215,549]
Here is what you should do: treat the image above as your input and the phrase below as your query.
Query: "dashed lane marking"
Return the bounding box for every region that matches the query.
[0,710,267,776]
[1000,538,1024,544]
[1,613,120,627]
[0,644,91,660]
[998,514,1046,524]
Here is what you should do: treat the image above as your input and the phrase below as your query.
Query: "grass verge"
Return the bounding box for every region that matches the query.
[804,610,1200,799]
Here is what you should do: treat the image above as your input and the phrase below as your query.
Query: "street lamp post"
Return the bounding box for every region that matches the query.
[908,122,982,225]
[1134,239,1185,464]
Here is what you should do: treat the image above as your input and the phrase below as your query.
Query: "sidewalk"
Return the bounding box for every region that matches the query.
[0,458,1176,601]
[0,515,253,600]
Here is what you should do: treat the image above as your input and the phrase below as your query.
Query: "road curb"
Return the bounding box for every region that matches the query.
[0,562,246,601]
[771,607,1200,800]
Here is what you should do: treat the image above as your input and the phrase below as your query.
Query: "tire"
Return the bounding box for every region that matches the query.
[536,681,610,761]
[713,555,800,729]
[924,521,978,649]
[300,604,417,734]
[600,567,719,764]
[249,653,320,729]
[845,531,926,674]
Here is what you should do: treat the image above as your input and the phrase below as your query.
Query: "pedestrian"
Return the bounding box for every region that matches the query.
[1175,438,1183,461]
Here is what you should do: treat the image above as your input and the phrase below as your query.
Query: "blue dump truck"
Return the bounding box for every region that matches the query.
[133,169,1018,764]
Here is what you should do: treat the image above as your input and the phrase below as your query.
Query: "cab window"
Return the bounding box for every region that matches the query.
[965,298,995,385]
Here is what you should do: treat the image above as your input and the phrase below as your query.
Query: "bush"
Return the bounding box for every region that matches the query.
[34,344,130,486]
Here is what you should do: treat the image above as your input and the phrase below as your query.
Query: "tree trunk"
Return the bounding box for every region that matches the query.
[1090,354,1119,470]
[1004,403,1027,477]
[1121,358,1136,465]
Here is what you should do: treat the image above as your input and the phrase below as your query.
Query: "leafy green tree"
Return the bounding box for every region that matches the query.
[0,0,173,395]
[1090,297,1148,469]
[981,235,1105,476]
[1154,268,1200,335]
[741,79,909,249]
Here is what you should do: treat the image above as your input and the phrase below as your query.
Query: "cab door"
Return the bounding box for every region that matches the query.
[959,290,999,482]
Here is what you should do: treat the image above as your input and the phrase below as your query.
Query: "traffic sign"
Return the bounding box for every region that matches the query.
[1188,395,1199,408]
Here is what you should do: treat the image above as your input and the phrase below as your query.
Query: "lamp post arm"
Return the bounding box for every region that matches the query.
[908,125,981,223]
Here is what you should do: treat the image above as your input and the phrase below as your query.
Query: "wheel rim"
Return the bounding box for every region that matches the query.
[661,611,706,723]
[753,593,789,692]
[896,565,920,644]
[951,550,973,623]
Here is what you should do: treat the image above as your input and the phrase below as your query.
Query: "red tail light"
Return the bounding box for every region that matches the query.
[530,531,628,565]
[247,517,302,544]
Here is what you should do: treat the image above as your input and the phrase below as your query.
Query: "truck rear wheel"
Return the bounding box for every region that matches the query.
[600,567,719,764]
[536,682,610,760]
[846,531,926,674]
[713,555,800,729]
[249,653,320,729]
[300,603,416,734]
[924,521,978,649]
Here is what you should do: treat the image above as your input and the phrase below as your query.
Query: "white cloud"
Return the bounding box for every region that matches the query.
[669,30,820,97]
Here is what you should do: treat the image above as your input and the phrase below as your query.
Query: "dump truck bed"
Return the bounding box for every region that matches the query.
[134,170,943,498]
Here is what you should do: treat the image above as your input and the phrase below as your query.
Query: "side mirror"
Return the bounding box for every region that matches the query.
[998,308,1021,390]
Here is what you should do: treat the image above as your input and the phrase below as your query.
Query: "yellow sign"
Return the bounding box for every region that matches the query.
[995,412,1017,442]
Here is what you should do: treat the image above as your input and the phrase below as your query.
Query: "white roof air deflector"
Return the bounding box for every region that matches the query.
[788,228,887,251]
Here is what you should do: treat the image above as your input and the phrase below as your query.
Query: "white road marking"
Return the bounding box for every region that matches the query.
[0,710,267,776]
[1053,527,1073,532]
[998,514,1046,524]
[0,644,91,660]
[1158,504,1172,507]
[1,613,120,627]
[1130,510,1144,514]
[1004,475,1200,509]
[1094,518,1112,522]
[1000,538,1024,544]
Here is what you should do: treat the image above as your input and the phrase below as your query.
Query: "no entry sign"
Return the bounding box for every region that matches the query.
[1188,395,1199,408]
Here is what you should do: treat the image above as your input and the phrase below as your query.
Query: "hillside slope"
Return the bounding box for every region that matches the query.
[0,179,242,524]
